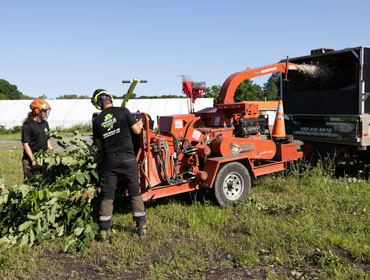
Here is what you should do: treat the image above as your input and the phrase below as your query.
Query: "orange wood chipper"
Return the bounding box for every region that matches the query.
[131,61,303,206]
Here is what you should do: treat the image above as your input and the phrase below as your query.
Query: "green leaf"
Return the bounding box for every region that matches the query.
[58,225,64,237]
[85,225,91,233]
[88,163,98,170]
[74,227,84,236]
[89,230,95,239]
[47,197,58,205]
[75,174,85,185]
[84,173,90,183]
[67,208,78,222]
[18,184,32,198]
[49,207,56,224]
[29,229,35,244]
[36,232,43,242]
[0,236,10,246]
[18,221,33,231]
[27,212,41,220]
[37,219,42,232]
[91,170,99,180]
[19,234,29,247]
[38,190,44,200]
[91,222,99,230]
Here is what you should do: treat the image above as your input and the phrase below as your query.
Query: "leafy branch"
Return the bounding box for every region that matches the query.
[0,131,101,252]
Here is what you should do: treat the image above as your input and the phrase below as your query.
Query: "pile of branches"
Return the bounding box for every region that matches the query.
[0,132,101,252]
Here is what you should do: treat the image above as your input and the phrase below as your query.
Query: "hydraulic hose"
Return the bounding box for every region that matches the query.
[159,130,179,181]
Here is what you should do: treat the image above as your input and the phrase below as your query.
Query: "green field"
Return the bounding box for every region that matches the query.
[0,133,22,141]
[0,140,369,279]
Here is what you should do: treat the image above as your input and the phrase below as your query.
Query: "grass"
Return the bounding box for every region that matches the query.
[0,124,92,141]
[0,133,21,141]
[0,145,369,279]
[0,149,23,185]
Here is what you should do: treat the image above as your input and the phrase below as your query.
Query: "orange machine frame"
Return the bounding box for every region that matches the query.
[131,61,301,201]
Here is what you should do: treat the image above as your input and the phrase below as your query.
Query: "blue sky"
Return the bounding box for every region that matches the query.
[1,0,369,99]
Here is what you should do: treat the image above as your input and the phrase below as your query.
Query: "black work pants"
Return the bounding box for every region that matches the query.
[99,151,145,230]
[101,152,140,199]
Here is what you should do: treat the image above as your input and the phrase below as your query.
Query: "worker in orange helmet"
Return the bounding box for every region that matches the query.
[21,98,53,180]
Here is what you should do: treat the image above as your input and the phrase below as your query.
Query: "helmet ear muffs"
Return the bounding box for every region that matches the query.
[92,89,112,110]
[33,108,40,115]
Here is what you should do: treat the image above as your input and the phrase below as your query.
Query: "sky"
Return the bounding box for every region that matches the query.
[1,0,370,99]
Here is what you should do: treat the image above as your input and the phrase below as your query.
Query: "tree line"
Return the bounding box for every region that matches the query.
[0,73,280,101]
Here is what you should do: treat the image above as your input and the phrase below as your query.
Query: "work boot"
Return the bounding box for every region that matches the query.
[133,213,147,238]
[136,223,147,238]
[99,229,110,243]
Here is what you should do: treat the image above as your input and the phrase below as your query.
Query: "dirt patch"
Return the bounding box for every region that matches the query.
[203,265,319,279]
[204,266,265,279]
[0,140,22,150]
[332,247,370,273]
[35,248,109,280]
[123,237,192,278]
[29,239,187,279]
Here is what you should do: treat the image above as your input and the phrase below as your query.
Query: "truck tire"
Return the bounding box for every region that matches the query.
[214,162,251,207]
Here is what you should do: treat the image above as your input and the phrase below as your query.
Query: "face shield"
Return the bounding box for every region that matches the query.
[40,108,51,121]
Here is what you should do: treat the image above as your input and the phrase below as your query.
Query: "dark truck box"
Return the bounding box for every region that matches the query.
[281,47,370,147]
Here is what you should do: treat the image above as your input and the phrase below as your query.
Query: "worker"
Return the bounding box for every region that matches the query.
[91,89,146,242]
[21,98,53,180]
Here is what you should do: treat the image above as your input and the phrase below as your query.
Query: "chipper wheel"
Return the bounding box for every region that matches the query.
[214,162,251,207]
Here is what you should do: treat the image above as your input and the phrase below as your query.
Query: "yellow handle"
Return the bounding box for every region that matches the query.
[121,78,140,107]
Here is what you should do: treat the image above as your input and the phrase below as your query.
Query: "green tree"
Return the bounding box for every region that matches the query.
[204,85,221,102]
[235,80,264,101]
[135,94,183,99]
[119,93,137,100]
[0,79,32,100]
[56,94,90,99]
[263,72,280,100]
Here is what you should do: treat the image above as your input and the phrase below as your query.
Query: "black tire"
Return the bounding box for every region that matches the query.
[214,162,251,207]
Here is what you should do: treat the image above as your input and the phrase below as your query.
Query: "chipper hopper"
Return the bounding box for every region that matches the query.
[130,61,303,206]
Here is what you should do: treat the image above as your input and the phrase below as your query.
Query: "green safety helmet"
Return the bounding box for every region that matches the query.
[91,89,114,110]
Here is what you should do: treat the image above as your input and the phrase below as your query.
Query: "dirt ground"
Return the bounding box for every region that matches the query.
[17,243,314,280]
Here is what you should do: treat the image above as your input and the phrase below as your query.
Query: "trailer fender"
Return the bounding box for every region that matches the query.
[200,155,254,188]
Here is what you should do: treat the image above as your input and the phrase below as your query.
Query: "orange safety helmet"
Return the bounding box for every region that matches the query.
[30,99,51,120]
